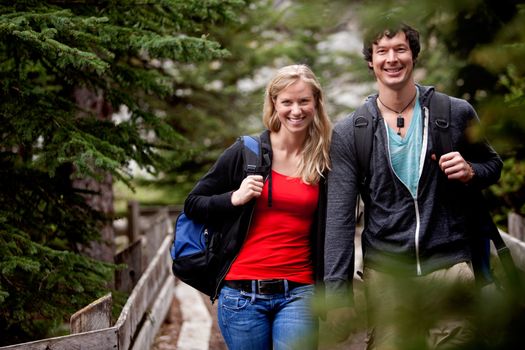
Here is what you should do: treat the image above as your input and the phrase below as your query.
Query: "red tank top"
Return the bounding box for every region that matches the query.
[226,170,319,284]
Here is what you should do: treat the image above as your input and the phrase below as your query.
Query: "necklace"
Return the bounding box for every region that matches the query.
[377,92,417,135]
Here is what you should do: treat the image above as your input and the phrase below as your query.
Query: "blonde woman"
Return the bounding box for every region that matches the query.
[184,64,332,349]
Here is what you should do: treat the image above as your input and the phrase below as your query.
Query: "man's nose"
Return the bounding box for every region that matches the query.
[386,49,397,62]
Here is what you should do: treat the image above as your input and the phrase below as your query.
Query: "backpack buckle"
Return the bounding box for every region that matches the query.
[435,119,449,129]
[354,115,369,128]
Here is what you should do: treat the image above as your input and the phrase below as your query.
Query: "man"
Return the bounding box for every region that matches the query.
[324,23,503,349]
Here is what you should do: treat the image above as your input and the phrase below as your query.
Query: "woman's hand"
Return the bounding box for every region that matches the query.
[231,175,265,206]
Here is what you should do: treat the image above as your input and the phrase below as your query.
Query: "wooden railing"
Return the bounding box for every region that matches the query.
[0,205,176,350]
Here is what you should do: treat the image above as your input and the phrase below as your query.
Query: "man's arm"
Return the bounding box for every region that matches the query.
[324,119,362,342]
[324,119,360,307]
[441,99,503,187]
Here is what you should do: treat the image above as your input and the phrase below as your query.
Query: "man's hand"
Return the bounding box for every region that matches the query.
[231,175,264,206]
[325,306,357,343]
[432,151,475,183]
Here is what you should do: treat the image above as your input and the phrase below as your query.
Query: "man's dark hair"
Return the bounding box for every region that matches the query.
[362,23,421,67]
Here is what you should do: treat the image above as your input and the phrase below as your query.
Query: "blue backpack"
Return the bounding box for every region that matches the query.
[170,135,264,296]
[353,92,515,287]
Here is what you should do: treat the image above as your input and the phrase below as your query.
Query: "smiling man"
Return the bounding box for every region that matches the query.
[323,23,503,349]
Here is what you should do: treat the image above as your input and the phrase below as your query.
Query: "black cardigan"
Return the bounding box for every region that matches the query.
[184,130,326,301]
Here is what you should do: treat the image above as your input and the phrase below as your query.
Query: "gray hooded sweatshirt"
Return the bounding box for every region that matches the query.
[324,85,502,306]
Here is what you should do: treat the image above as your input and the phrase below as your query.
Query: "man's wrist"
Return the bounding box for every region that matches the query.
[467,161,475,182]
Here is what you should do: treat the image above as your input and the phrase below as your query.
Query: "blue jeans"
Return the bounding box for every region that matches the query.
[218,283,318,350]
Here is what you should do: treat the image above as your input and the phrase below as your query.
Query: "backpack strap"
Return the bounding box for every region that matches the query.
[240,135,272,205]
[240,135,261,175]
[429,91,521,290]
[240,135,271,175]
[353,103,375,223]
[353,104,374,192]
[429,91,452,157]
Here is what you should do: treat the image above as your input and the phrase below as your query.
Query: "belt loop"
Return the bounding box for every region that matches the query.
[284,279,290,298]
[250,280,256,302]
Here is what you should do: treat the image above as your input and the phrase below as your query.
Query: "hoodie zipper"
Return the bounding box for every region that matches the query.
[382,104,429,276]
[414,106,430,275]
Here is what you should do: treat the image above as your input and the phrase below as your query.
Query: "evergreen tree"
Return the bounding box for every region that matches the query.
[0,0,243,344]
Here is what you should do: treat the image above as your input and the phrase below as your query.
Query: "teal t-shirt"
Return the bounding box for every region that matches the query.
[386,96,423,198]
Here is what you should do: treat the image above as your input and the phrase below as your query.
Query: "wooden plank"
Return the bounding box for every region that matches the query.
[508,212,525,241]
[501,229,525,271]
[131,274,176,350]
[138,205,182,218]
[142,209,171,267]
[114,235,172,350]
[0,328,118,350]
[70,293,112,334]
[127,200,140,243]
[114,239,143,293]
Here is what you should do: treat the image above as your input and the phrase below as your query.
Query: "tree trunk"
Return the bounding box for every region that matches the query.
[73,86,115,263]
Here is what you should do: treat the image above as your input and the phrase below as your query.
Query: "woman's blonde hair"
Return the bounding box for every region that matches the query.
[262,64,332,184]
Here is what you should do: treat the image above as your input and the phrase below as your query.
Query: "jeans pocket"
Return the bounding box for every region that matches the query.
[288,284,315,301]
[218,288,252,330]
[222,294,250,311]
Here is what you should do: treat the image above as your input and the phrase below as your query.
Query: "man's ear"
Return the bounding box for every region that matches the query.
[368,61,373,69]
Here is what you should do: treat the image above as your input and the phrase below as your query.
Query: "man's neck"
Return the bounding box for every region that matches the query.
[377,83,417,111]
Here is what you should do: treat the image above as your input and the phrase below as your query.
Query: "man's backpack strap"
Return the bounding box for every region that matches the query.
[353,104,375,223]
[430,91,522,292]
[429,91,452,157]
[353,104,374,190]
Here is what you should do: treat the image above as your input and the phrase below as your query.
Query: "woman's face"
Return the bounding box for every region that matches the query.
[273,79,316,137]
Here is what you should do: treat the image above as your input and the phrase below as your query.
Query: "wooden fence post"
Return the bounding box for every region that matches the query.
[128,200,140,243]
[508,212,525,242]
[114,239,143,293]
[70,293,112,334]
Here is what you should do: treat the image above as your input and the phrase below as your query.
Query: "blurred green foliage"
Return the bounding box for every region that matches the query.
[317,268,525,349]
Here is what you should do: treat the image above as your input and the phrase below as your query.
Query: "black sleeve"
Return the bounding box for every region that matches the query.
[184,140,245,223]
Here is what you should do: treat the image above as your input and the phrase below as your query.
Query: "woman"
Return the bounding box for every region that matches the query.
[184,64,332,349]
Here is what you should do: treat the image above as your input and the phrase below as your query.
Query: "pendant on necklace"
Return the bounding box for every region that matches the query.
[396,115,404,135]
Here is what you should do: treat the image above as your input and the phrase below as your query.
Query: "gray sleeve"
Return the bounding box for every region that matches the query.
[324,117,359,307]
[451,98,503,188]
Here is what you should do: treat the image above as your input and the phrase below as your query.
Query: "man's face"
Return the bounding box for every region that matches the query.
[369,31,414,91]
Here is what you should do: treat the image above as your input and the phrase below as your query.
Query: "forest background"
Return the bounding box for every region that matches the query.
[1,0,524,345]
